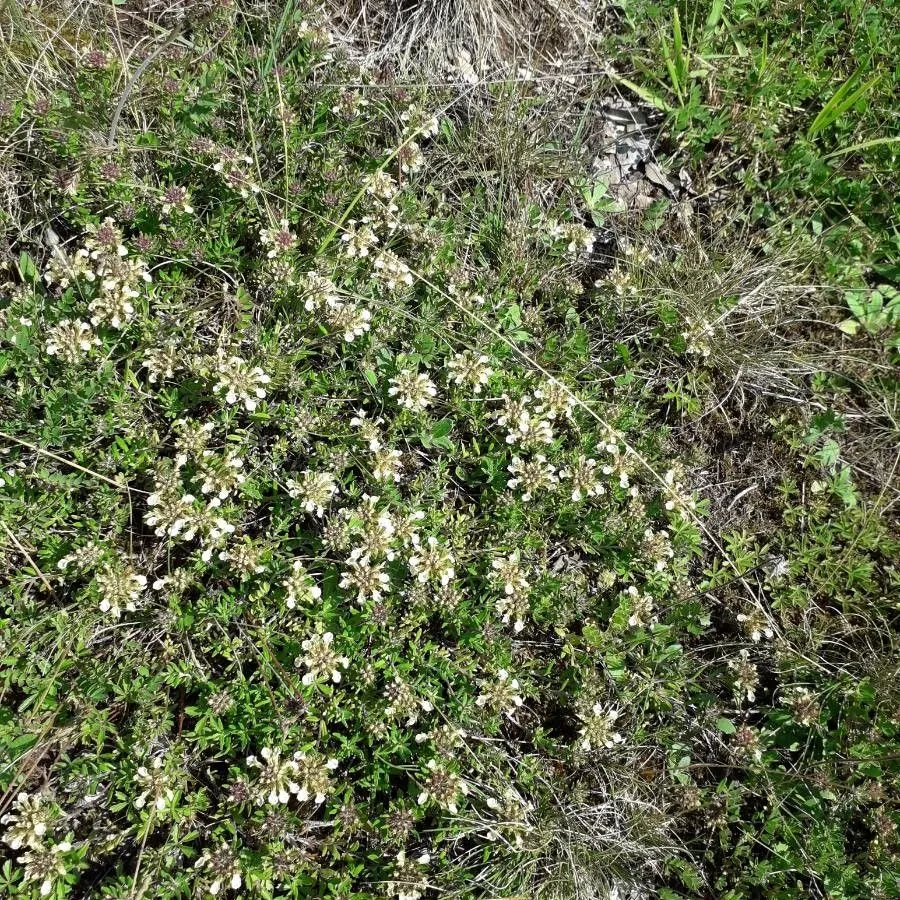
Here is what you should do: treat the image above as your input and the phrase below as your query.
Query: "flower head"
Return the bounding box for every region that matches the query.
[389,368,437,413]
[295,630,349,685]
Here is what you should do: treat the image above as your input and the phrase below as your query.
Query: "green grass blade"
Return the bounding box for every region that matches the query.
[608,73,674,113]
[705,0,726,40]
[672,7,687,83]
[808,69,881,138]
[821,135,900,159]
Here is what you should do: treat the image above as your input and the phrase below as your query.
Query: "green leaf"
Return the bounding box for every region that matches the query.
[431,418,453,440]
[716,717,736,734]
[17,251,38,284]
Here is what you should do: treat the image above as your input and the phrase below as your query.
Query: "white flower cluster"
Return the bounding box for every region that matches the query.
[408,535,455,586]
[642,527,674,572]
[533,379,577,421]
[323,297,372,342]
[340,220,379,258]
[210,146,260,198]
[495,394,554,448]
[198,450,246,500]
[2,793,71,897]
[663,467,697,516]
[212,352,271,411]
[400,103,440,139]
[95,558,146,618]
[340,549,390,603]
[45,319,99,363]
[259,218,295,258]
[507,454,558,501]
[372,250,413,292]
[624,585,656,628]
[193,844,242,896]
[300,271,341,311]
[246,747,338,805]
[145,478,236,563]
[366,170,397,200]
[134,756,175,812]
[287,470,339,516]
[559,454,605,501]
[42,218,152,330]
[387,850,431,900]
[578,704,624,752]
[298,273,373,342]
[142,343,181,383]
[2,792,52,850]
[475,668,524,718]
[384,676,434,727]
[417,759,468,813]
[161,185,193,216]
[134,757,175,811]
[597,431,633,489]
[389,368,437,413]
[371,446,403,482]
[549,221,595,256]
[485,790,535,849]
[737,608,775,643]
[295,629,349,685]
[350,408,385,451]
[682,316,715,357]
[447,350,493,394]
[282,560,322,609]
[491,551,530,632]
[399,141,425,174]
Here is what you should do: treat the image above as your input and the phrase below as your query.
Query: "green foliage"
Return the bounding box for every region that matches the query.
[0,2,897,899]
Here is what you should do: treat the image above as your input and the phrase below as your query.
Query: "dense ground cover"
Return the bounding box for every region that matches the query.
[0,2,897,898]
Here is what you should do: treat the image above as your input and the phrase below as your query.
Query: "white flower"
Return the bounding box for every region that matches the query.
[365,170,397,199]
[287,470,338,516]
[323,298,372,342]
[259,218,295,258]
[559,454,604,501]
[737,610,774,643]
[417,759,468,813]
[291,752,339,804]
[507,454,558,501]
[371,447,403,482]
[372,251,414,291]
[399,141,425,174]
[407,535,455,586]
[161,185,193,216]
[246,747,298,806]
[45,319,99,362]
[283,560,322,609]
[300,271,340,312]
[17,839,71,897]
[350,409,384,450]
[578,704,624,752]
[340,221,379,258]
[194,844,242,897]
[134,757,175,811]
[447,350,492,394]
[533,379,577,420]
[95,562,146,618]
[340,549,390,603]
[476,668,524,718]
[389,368,437,413]
[212,353,271,411]
[296,630,349,685]
[1,792,51,851]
